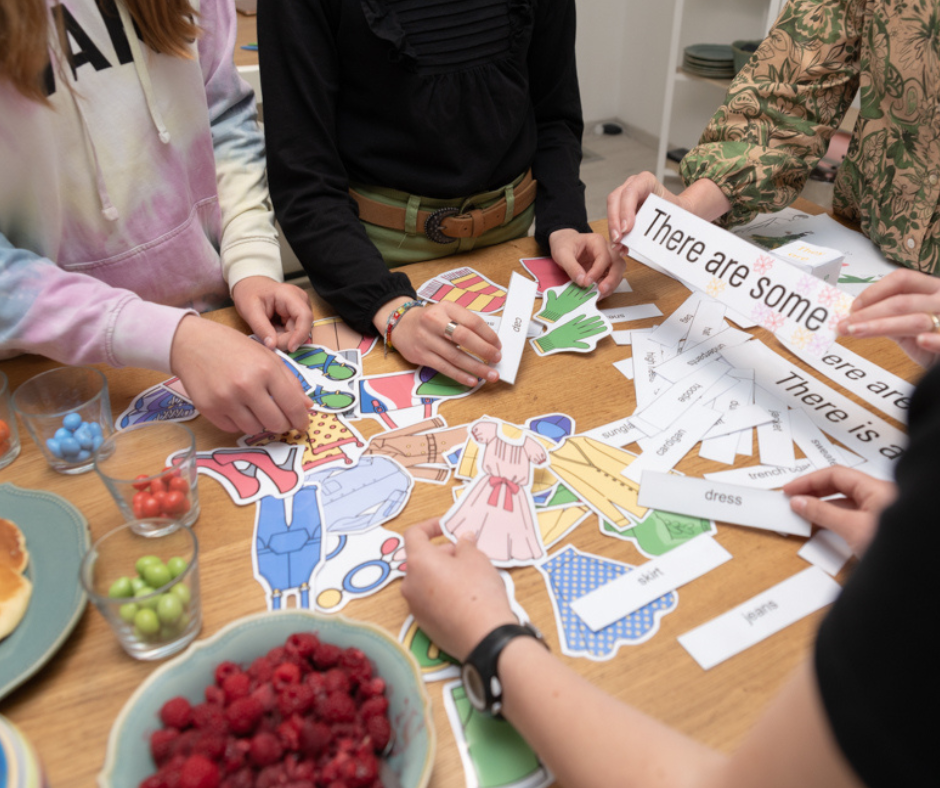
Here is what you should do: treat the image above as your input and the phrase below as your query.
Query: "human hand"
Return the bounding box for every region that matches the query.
[838,269,940,367]
[548,229,624,297]
[533,313,608,354]
[607,173,731,248]
[231,276,313,353]
[536,282,599,324]
[401,519,518,661]
[170,315,312,434]
[783,466,897,557]
[378,298,502,387]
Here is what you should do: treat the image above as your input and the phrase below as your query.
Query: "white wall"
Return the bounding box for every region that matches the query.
[577,0,778,150]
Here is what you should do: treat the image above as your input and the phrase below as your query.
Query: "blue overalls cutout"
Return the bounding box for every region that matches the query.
[253,484,322,609]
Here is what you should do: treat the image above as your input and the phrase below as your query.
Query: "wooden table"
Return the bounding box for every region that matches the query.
[0,211,922,787]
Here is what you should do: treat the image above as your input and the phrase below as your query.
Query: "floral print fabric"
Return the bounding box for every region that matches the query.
[680,0,940,273]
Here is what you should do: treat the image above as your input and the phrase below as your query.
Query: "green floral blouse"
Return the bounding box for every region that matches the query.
[680,0,940,273]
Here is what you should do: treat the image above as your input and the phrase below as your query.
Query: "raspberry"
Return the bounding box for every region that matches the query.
[276,716,303,752]
[219,767,253,788]
[324,668,351,695]
[251,681,277,714]
[139,775,167,788]
[221,671,251,704]
[348,749,379,788]
[358,677,385,699]
[339,649,372,687]
[171,729,202,759]
[299,719,332,756]
[214,661,241,687]
[222,737,250,774]
[225,695,264,736]
[304,671,327,696]
[249,731,284,767]
[278,682,314,717]
[194,731,227,760]
[150,728,180,767]
[316,690,356,724]
[204,685,225,707]
[273,661,302,690]
[191,704,227,736]
[312,642,341,669]
[266,645,287,665]
[286,632,320,660]
[366,716,391,754]
[179,754,220,788]
[358,696,389,721]
[248,655,275,686]
[160,697,193,730]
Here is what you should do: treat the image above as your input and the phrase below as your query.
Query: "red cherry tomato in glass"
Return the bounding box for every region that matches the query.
[150,476,167,495]
[137,494,161,519]
[162,490,187,516]
[0,420,10,443]
[131,474,151,492]
[168,476,190,494]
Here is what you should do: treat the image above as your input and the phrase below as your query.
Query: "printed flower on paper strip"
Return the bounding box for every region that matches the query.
[828,311,844,331]
[809,334,831,356]
[754,254,775,274]
[834,294,853,318]
[764,311,786,332]
[796,275,818,296]
[706,278,726,297]
[790,327,812,349]
[751,304,772,324]
[817,284,842,307]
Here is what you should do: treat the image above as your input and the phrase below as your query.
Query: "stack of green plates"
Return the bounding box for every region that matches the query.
[682,44,735,78]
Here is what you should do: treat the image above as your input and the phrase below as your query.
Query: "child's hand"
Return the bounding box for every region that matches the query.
[377,299,502,387]
[232,276,313,353]
[401,519,517,661]
[170,315,311,434]
[548,229,623,297]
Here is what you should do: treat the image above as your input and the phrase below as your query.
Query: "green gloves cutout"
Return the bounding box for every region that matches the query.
[533,314,608,354]
[536,283,599,324]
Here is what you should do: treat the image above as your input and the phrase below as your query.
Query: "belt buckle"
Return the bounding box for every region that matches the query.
[425,207,460,245]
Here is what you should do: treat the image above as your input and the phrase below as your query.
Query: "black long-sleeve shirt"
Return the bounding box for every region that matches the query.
[258,0,590,335]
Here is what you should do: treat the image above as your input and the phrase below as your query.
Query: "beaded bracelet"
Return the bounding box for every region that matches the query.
[384,300,425,356]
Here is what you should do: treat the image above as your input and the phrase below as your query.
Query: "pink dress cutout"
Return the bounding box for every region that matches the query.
[445,421,548,563]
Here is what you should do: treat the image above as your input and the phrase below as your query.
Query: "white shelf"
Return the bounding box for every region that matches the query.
[655,0,789,183]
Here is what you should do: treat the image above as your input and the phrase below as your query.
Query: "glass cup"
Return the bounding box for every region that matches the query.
[11,366,112,474]
[94,422,200,529]
[80,518,202,660]
[0,370,21,471]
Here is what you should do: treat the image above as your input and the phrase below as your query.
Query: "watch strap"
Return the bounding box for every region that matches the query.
[462,622,546,717]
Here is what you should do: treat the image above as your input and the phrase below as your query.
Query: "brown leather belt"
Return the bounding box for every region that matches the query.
[350,170,537,245]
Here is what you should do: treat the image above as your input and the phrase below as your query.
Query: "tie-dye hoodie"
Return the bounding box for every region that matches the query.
[0,0,281,373]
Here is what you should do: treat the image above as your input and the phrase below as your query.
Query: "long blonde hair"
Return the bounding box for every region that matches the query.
[0,0,200,103]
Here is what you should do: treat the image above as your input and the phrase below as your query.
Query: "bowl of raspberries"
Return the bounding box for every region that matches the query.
[100,610,435,788]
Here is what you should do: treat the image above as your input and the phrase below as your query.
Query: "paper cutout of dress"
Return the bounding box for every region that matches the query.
[442,421,548,565]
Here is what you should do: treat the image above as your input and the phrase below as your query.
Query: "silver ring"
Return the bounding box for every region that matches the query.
[444,320,459,340]
[931,313,940,333]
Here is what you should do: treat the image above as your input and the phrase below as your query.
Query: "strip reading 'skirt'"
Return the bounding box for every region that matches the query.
[622,195,854,355]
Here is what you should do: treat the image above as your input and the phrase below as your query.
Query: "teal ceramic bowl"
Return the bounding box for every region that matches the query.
[100,610,435,788]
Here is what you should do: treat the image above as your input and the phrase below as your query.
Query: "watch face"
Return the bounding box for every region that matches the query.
[461,663,488,711]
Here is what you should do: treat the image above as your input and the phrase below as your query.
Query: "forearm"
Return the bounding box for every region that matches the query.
[499,638,724,788]
[0,238,188,371]
[678,179,732,224]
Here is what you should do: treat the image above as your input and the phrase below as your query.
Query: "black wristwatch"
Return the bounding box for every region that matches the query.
[461,622,548,717]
